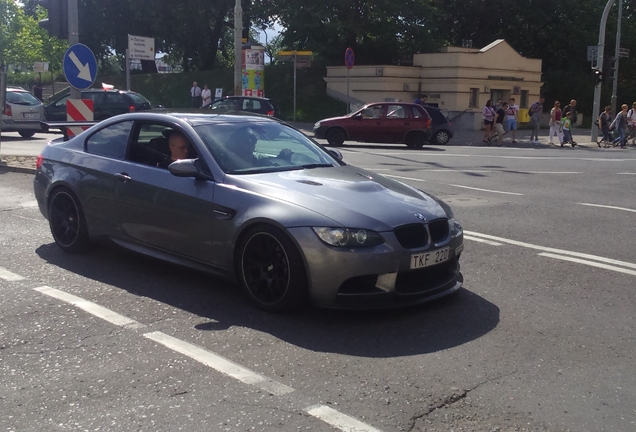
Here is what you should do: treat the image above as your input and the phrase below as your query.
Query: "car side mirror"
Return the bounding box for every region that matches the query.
[327,149,343,161]
[168,159,213,180]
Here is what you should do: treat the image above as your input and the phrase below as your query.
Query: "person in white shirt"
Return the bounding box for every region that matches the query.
[505,97,519,143]
[201,84,212,108]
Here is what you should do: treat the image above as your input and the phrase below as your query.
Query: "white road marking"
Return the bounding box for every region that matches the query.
[578,202,636,213]
[446,184,524,195]
[306,404,384,432]
[34,286,145,329]
[143,331,294,396]
[538,253,636,277]
[618,172,636,175]
[463,235,502,246]
[0,267,25,281]
[385,174,426,182]
[520,171,581,174]
[465,231,636,271]
[362,151,636,162]
[31,286,382,429]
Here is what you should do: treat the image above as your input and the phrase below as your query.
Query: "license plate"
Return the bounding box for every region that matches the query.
[410,247,450,269]
[23,112,39,119]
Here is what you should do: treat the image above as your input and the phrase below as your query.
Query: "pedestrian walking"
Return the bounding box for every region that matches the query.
[561,112,576,147]
[488,102,508,146]
[610,104,629,148]
[482,99,496,143]
[190,81,202,108]
[528,96,545,143]
[562,99,578,127]
[505,98,519,143]
[548,101,563,145]
[597,105,612,148]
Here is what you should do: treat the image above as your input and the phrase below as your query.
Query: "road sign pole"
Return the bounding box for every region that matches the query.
[293,51,297,122]
[611,0,623,115]
[347,68,350,114]
[591,0,614,143]
[68,0,80,99]
[126,49,131,91]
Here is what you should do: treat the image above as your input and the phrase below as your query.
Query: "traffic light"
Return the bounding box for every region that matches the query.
[38,0,68,40]
[593,68,602,84]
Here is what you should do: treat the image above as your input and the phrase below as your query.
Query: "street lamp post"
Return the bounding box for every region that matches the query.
[591,0,615,143]
[234,0,242,96]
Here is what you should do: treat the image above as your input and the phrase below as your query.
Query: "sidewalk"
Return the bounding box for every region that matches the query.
[0,127,630,176]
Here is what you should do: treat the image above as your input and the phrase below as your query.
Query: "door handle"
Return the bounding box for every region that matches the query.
[115,172,131,182]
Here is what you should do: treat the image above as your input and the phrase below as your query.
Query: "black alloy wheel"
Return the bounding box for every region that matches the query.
[326,128,346,146]
[238,225,308,312]
[48,188,90,253]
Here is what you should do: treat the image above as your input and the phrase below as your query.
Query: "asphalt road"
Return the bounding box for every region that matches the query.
[1,140,635,431]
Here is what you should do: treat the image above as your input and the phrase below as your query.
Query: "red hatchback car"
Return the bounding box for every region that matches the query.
[313,102,432,148]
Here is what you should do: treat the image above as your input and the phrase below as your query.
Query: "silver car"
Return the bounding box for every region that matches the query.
[33,112,464,311]
[2,86,45,137]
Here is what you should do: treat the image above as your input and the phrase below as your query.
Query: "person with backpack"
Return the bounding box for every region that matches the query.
[528,96,544,144]
[626,102,636,145]
[597,105,612,148]
[610,104,629,148]
[505,97,519,143]
[548,100,563,145]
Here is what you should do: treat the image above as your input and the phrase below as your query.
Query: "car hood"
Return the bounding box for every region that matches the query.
[227,165,448,231]
[316,114,352,125]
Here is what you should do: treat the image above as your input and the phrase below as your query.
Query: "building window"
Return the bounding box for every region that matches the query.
[469,88,479,108]
[521,90,529,108]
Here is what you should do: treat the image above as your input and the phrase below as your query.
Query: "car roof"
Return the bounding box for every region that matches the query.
[102,111,283,127]
[220,96,273,101]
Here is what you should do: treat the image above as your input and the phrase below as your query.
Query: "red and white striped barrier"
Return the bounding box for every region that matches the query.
[66,99,94,137]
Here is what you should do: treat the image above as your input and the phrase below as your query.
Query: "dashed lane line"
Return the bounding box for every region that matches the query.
[32,286,383,431]
[463,235,503,246]
[0,266,25,281]
[538,253,636,277]
[465,231,636,271]
[143,331,295,396]
[578,202,636,214]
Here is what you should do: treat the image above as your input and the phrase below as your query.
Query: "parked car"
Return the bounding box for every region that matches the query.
[1,86,45,138]
[313,102,432,148]
[205,96,280,118]
[33,111,464,312]
[422,106,454,145]
[44,89,152,121]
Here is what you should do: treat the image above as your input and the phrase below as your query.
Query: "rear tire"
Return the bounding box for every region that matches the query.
[48,188,90,253]
[18,131,36,138]
[326,128,346,146]
[405,131,426,148]
[237,225,308,312]
[433,130,450,145]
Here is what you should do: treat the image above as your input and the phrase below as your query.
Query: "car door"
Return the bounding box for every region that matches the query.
[352,104,385,142]
[108,121,217,262]
[45,95,69,121]
[383,104,413,143]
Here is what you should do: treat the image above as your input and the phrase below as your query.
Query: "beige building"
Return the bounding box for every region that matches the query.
[323,40,543,130]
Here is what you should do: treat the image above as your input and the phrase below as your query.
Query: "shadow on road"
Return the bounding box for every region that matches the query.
[36,241,499,358]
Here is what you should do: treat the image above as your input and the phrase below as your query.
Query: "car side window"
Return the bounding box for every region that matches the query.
[128,123,198,168]
[361,106,383,119]
[85,121,133,159]
[54,96,69,108]
[411,106,424,119]
[386,105,407,119]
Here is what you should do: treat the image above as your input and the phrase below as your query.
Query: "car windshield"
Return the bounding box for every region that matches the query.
[195,121,339,174]
[7,91,41,106]
[209,99,240,111]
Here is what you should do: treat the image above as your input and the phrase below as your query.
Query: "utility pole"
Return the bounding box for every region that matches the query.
[611,0,623,114]
[233,0,243,96]
[591,0,615,143]
[68,0,80,100]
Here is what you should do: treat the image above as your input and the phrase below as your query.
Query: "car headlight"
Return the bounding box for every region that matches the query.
[449,218,463,236]
[313,121,321,129]
[313,227,384,247]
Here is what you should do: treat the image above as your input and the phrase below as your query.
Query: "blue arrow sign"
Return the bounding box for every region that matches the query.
[63,44,97,90]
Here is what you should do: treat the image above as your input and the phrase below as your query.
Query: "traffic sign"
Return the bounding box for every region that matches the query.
[63,44,97,90]
[345,47,354,69]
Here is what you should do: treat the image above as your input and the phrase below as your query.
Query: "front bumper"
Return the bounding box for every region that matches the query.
[287,225,464,309]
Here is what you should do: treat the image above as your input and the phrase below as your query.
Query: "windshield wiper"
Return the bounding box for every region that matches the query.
[301,163,334,169]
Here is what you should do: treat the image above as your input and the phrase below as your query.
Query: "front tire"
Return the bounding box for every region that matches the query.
[237,225,308,312]
[326,128,346,146]
[48,188,90,253]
